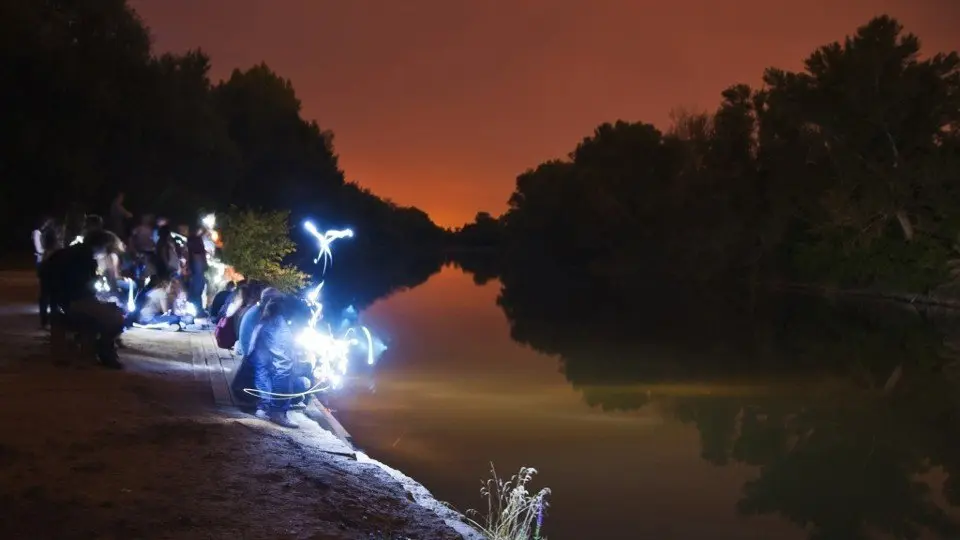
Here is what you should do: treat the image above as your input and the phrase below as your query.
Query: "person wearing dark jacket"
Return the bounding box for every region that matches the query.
[185,226,208,315]
[230,298,300,428]
[41,230,125,369]
[209,281,236,323]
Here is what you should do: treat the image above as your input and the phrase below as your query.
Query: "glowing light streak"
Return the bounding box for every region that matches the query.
[70,235,83,246]
[241,220,383,403]
[303,221,353,275]
[124,278,136,312]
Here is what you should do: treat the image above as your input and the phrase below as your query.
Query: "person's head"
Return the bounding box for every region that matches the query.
[166,278,183,297]
[84,214,104,232]
[233,282,249,303]
[260,287,282,304]
[244,281,265,307]
[84,230,123,255]
[262,297,287,320]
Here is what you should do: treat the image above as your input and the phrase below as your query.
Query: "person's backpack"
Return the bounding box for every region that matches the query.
[214,314,238,349]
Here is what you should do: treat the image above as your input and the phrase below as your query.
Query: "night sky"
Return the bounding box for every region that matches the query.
[130,0,960,227]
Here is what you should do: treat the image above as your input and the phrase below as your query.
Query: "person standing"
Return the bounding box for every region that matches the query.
[186,226,209,316]
[109,192,132,238]
[33,216,55,328]
[154,225,180,280]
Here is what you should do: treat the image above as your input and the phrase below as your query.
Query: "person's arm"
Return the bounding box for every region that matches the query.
[32,230,44,255]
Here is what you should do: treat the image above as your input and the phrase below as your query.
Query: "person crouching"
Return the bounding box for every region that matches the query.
[231,297,299,428]
[41,230,126,369]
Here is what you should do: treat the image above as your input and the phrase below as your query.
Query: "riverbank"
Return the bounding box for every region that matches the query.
[0,271,475,539]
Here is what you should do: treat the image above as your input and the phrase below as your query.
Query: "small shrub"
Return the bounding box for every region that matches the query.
[220,207,308,292]
[466,464,550,540]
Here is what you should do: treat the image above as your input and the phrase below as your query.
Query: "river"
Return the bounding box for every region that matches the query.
[328,265,960,539]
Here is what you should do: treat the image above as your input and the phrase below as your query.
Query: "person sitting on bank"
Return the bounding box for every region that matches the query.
[134,279,183,329]
[237,287,282,357]
[209,281,236,324]
[41,230,126,369]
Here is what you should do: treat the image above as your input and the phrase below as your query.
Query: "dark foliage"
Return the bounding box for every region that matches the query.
[0,0,445,269]
[452,16,960,295]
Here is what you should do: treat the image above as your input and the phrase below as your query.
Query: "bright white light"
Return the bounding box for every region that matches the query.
[202,213,216,230]
[303,221,354,275]
[125,278,136,312]
[70,235,83,246]
[361,326,375,365]
[242,219,382,402]
[306,282,323,304]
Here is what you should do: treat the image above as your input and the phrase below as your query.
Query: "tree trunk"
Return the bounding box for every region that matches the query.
[895,210,914,242]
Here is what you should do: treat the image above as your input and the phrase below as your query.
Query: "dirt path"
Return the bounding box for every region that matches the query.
[0,272,464,540]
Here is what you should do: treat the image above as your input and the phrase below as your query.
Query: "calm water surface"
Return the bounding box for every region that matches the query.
[329,266,960,539]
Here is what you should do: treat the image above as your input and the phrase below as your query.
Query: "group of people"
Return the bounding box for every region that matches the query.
[210,281,316,428]
[32,194,327,428]
[32,192,224,369]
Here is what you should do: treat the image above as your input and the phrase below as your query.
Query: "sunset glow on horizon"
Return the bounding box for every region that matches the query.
[130,0,960,228]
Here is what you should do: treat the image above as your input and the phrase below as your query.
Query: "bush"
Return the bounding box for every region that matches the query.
[220,207,308,292]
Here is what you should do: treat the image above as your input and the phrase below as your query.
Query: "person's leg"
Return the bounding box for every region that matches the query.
[153,314,181,325]
[37,264,50,328]
[252,354,274,415]
[267,359,299,428]
[74,299,124,369]
[289,376,311,409]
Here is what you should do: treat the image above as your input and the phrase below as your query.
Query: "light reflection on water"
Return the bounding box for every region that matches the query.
[330,266,824,539]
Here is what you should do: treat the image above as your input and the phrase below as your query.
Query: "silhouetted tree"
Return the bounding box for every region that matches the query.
[480,16,960,295]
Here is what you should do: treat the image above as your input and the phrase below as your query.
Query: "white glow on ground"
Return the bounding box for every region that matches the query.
[355,450,485,540]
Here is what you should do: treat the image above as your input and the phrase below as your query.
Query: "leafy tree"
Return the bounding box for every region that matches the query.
[0,0,444,278]
[219,208,307,292]
[486,15,960,295]
[759,16,960,290]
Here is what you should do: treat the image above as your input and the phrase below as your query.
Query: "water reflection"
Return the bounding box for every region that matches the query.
[333,264,960,539]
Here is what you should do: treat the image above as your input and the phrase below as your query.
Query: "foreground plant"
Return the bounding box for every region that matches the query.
[466,464,550,540]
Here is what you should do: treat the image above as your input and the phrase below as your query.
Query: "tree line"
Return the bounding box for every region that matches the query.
[0,0,445,266]
[454,16,960,295]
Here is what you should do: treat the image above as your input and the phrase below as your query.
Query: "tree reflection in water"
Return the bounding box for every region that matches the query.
[489,262,960,540]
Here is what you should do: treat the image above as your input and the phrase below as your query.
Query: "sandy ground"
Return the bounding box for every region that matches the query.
[0,271,464,540]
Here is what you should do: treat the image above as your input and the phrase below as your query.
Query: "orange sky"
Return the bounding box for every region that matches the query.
[129,0,959,227]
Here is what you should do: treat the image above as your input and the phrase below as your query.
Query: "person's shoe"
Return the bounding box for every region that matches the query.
[268,411,299,429]
[254,407,269,420]
[290,401,307,410]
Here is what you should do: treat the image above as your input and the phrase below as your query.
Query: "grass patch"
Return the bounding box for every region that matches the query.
[466,464,551,540]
